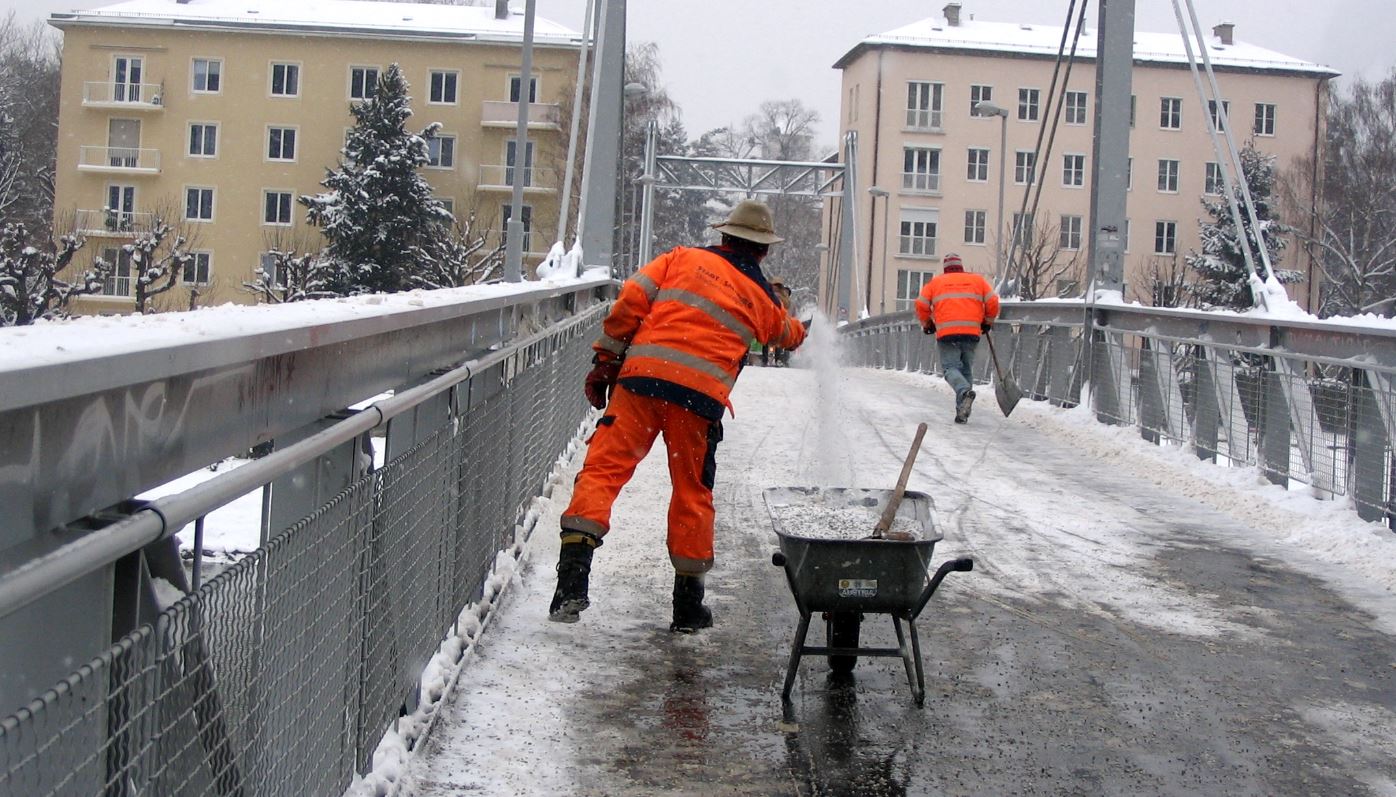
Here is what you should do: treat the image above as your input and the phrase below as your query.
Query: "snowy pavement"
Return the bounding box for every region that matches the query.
[400,357,1396,796]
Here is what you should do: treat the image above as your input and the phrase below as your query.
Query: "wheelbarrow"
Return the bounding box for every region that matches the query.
[764,486,973,705]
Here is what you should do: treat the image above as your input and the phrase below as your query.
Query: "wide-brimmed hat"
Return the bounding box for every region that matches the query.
[711,199,784,245]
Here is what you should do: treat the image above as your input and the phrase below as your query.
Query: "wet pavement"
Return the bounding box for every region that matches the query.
[407,367,1396,796]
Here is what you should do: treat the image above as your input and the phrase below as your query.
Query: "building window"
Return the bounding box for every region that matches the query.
[898,208,939,257]
[1154,221,1177,255]
[258,252,281,287]
[1012,212,1034,248]
[1205,162,1224,195]
[428,135,456,169]
[963,210,986,245]
[182,251,212,285]
[1254,102,1276,136]
[502,203,533,251]
[508,74,538,103]
[1014,150,1036,185]
[430,70,459,104]
[1208,99,1231,131]
[185,187,214,221]
[263,190,293,225]
[505,139,534,183]
[270,63,300,97]
[1018,88,1040,121]
[1160,97,1182,129]
[188,122,217,157]
[896,270,936,312]
[1065,91,1088,125]
[967,148,989,182]
[1062,153,1085,187]
[1059,215,1083,250]
[267,127,296,161]
[192,58,221,93]
[100,247,133,296]
[970,84,993,116]
[1157,159,1179,193]
[350,66,380,99]
[906,81,943,130]
[902,146,941,192]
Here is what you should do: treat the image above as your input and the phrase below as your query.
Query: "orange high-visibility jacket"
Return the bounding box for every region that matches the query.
[594,246,806,414]
[914,268,1001,339]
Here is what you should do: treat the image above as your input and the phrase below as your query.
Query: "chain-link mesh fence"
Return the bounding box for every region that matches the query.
[0,309,602,797]
[841,306,1396,527]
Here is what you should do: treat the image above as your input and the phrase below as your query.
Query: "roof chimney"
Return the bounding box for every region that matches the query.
[1212,22,1234,45]
[943,2,962,27]
[495,0,510,20]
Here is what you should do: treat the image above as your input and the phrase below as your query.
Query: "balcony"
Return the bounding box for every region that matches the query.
[75,209,153,237]
[480,101,561,130]
[477,165,558,194]
[77,146,161,175]
[82,82,165,111]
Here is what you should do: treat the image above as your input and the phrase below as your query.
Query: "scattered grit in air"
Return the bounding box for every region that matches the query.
[768,501,923,541]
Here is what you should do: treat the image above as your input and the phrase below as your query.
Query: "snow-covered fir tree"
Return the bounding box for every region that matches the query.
[301,63,451,294]
[1185,141,1302,311]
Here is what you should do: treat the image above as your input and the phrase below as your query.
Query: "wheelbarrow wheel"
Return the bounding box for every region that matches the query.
[826,611,861,673]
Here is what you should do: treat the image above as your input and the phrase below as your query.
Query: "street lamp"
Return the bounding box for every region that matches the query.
[868,186,890,315]
[974,100,1010,284]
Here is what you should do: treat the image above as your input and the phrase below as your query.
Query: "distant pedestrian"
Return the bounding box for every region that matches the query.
[549,199,808,632]
[914,253,1000,423]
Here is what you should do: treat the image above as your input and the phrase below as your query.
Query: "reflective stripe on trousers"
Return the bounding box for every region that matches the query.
[561,384,721,574]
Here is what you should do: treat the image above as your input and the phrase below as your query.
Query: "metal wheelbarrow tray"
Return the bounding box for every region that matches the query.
[764,486,973,705]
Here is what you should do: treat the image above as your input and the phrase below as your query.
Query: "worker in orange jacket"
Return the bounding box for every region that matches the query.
[914,253,1000,423]
[549,199,807,632]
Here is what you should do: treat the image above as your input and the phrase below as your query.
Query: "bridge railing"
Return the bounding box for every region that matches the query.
[0,281,613,797]
[841,300,1396,526]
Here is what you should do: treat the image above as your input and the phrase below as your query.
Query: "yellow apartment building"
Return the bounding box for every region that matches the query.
[833,2,1338,314]
[49,0,582,313]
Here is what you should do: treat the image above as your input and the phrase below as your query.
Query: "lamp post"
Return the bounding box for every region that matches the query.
[868,186,890,315]
[974,100,1010,285]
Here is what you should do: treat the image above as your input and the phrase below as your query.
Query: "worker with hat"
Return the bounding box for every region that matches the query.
[549,199,808,632]
[914,253,1000,423]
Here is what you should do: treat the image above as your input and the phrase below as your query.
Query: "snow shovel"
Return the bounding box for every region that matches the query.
[985,332,1023,417]
[870,422,928,541]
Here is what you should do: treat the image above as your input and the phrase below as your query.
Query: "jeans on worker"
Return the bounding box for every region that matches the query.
[937,335,979,401]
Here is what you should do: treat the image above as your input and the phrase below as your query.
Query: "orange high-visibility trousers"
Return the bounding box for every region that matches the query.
[560,384,722,574]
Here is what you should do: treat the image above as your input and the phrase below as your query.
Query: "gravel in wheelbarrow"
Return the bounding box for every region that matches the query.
[764,486,973,705]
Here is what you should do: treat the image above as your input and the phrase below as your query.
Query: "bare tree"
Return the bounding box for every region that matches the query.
[0,221,111,325]
[242,227,336,303]
[412,208,506,288]
[1004,215,1085,300]
[1281,69,1396,317]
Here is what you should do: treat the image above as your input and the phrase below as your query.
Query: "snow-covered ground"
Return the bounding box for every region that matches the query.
[352,318,1396,796]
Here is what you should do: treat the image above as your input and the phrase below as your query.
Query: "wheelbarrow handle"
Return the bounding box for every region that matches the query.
[911,557,974,619]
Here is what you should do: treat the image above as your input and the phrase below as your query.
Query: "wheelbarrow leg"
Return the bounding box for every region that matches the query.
[892,617,925,706]
[782,612,812,702]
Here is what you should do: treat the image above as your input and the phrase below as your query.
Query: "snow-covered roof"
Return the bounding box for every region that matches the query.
[836,16,1339,78]
[49,0,583,46]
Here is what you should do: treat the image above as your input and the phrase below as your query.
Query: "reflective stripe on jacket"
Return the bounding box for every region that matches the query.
[595,246,806,413]
[914,269,1001,339]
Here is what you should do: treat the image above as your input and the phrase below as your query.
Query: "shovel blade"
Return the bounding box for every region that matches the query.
[995,374,1023,416]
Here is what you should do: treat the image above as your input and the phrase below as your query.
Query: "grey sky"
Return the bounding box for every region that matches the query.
[17,0,1394,150]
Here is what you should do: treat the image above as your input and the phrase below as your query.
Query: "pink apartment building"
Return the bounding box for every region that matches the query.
[831,3,1338,314]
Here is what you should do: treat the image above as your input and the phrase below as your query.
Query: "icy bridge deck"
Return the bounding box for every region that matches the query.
[402,365,1396,797]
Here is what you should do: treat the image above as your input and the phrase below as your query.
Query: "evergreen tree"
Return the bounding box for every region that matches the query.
[1186,140,1301,311]
[301,63,450,294]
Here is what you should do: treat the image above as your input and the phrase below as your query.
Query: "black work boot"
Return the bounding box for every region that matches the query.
[669,574,714,633]
[548,532,599,623]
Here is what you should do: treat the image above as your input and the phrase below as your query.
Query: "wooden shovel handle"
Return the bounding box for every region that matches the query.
[872,422,928,538]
